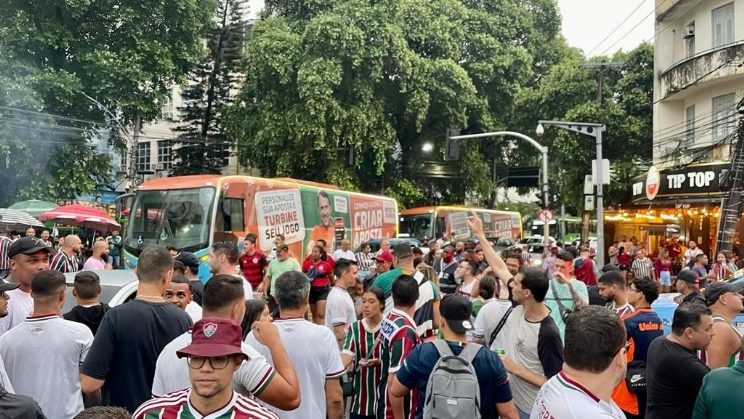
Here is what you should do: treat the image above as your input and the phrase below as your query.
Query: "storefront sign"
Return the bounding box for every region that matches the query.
[631,163,728,202]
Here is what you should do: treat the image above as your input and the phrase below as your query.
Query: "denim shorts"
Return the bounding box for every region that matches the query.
[659,270,671,286]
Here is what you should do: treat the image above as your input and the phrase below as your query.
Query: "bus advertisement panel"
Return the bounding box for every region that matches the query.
[399,206,522,242]
[122,176,398,281]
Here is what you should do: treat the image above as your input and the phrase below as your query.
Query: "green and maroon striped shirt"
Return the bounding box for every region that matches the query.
[342,318,382,416]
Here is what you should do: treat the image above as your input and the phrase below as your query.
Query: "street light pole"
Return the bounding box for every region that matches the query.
[449,131,549,245]
[537,120,607,265]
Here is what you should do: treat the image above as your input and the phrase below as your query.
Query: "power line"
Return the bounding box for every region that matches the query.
[584,0,649,58]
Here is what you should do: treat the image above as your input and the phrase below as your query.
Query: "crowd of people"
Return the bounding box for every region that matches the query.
[0,211,743,418]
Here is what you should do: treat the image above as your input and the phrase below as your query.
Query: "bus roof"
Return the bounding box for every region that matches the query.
[138,175,394,201]
[400,206,518,215]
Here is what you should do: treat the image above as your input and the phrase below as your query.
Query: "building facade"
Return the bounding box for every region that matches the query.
[607,0,744,259]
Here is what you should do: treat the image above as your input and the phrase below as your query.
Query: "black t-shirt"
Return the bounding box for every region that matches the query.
[645,336,710,419]
[190,279,204,306]
[433,258,459,294]
[682,291,706,304]
[81,299,192,412]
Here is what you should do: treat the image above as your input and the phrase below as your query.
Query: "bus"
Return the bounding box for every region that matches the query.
[122,175,399,281]
[399,206,522,243]
[529,216,597,243]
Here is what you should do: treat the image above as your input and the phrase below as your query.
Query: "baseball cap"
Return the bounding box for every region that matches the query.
[8,237,54,259]
[0,282,20,293]
[176,318,249,359]
[677,270,698,285]
[374,250,393,263]
[705,281,744,305]
[600,264,619,273]
[275,244,289,252]
[175,251,200,270]
[439,294,473,333]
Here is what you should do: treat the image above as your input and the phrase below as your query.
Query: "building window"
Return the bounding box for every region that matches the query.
[684,105,695,147]
[712,93,735,143]
[157,140,172,171]
[162,93,174,120]
[684,21,695,57]
[137,142,151,172]
[120,152,127,172]
[712,3,734,48]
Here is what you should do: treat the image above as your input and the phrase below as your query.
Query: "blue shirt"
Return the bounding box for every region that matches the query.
[396,341,513,419]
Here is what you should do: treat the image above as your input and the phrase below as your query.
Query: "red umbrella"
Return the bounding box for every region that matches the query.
[39,204,121,232]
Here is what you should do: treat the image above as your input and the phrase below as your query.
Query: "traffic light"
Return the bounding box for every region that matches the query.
[445,128,460,161]
[534,191,548,208]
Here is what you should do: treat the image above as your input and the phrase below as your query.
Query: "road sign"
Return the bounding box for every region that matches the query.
[538,209,554,222]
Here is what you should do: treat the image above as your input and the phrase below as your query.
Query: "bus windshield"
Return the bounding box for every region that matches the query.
[399,213,434,241]
[124,187,216,256]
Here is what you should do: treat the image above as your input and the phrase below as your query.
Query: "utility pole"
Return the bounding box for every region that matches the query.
[715,97,744,256]
[128,112,142,192]
[580,61,624,248]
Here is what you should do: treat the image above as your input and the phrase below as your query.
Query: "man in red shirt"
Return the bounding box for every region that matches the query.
[240,235,268,295]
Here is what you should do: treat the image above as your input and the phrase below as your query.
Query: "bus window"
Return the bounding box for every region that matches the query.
[216,198,244,232]
[399,214,433,241]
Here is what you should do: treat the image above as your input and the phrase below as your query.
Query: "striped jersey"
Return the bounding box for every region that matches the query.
[342,318,382,416]
[532,371,625,419]
[50,251,78,273]
[355,252,373,271]
[607,301,634,317]
[630,257,653,280]
[699,314,744,367]
[0,236,11,270]
[377,309,420,419]
[133,389,279,419]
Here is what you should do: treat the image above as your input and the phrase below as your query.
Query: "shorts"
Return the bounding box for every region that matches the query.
[659,271,671,286]
[618,264,629,271]
[309,285,330,304]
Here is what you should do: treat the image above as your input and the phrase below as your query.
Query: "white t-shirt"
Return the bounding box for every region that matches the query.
[0,314,93,419]
[0,287,33,337]
[472,299,514,350]
[325,286,356,332]
[684,248,703,265]
[532,372,625,418]
[246,317,345,419]
[185,301,202,323]
[332,249,356,262]
[237,273,254,300]
[0,353,13,393]
[152,330,275,397]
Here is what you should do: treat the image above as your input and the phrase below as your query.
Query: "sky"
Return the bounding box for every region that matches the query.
[557,0,655,57]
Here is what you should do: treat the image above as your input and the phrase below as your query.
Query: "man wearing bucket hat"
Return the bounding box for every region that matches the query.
[133,317,279,419]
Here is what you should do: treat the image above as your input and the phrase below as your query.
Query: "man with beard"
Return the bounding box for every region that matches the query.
[133,318,279,419]
[209,242,251,300]
[531,306,628,418]
[306,190,336,257]
[598,270,634,316]
[698,282,744,369]
[83,241,111,270]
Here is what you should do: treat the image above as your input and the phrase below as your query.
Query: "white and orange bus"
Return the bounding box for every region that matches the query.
[399,206,522,243]
[122,175,398,281]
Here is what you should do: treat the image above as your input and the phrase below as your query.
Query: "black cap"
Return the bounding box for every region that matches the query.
[0,282,20,292]
[705,281,744,305]
[175,251,200,270]
[411,247,423,255]
[601,264,619,273]
[8,237,54,259]
[677,270,698,285]
[439,294,473,333]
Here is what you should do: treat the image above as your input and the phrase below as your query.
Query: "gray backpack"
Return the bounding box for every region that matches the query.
[423,340,482,419]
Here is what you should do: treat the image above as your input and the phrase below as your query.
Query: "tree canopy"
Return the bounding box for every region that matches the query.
[226,0,566,208]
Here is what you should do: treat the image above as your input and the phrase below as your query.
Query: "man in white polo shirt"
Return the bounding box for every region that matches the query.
[0,270,94,419]
[531,306,627,419]
[152,274,300,411]
[325,258,358,348]
[0,237,53,337]
[246,270,345,419]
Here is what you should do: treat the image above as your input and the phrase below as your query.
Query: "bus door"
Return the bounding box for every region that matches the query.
[214,180,249,248]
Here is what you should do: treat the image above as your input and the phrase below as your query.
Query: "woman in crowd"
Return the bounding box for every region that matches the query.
[654,248,673,293]
[240,300,271,340]
[302,244,334,325]
[341,287,385,419]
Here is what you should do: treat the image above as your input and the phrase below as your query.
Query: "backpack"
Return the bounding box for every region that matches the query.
[423,340,482,419]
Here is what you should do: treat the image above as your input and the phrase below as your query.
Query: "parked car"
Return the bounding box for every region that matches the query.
[354,237,422,253]
[62,270,138,313]
[486,237,515,252]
